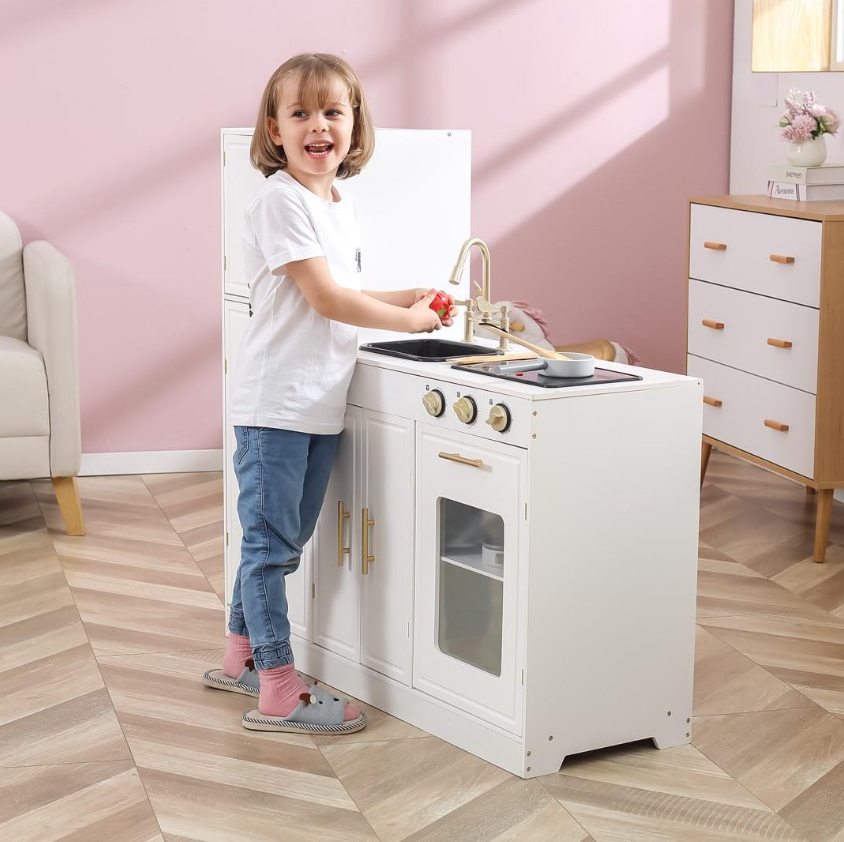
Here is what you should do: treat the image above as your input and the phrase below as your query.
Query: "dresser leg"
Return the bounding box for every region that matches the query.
[814,489,833,563]
[700,441,712,489]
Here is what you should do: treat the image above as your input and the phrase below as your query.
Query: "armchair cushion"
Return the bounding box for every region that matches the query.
[0,211,27,340]
[0,335,48,436]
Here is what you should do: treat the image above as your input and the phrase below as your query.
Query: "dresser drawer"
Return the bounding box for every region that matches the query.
[688,280,820,393]
[689,205,821,307]
[687,355,816,478]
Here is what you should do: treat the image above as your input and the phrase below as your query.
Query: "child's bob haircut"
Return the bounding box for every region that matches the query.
[250,53,375,179]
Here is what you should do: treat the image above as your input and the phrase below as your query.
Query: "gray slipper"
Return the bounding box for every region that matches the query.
[203,659,316,698]
[203,662,260,697]
[242,684,367,734]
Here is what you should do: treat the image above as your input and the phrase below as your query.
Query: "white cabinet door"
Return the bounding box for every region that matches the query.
[223,299,311,639]
[222,133,265,300]
[413,425,525,735]
[360,409,414,685]
[313,407,361,662]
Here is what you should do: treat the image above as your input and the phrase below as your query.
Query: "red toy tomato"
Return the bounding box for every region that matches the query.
[429,290,450,320]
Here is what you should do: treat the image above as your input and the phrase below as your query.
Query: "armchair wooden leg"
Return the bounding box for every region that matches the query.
[814,488,833,563]
[701,441,713,489]
[51,477,86,536]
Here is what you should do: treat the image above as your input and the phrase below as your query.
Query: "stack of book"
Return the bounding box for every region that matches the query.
[767,164,844,201]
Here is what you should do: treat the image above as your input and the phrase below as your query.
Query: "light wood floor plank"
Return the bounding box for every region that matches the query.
[702,614,844,718]
[140,767,377,842]
[692,707,844,811]
[694,626,816,716]
[320,735,511,842]
[401,778,592,842]
[548,741,772,811]
[541,772,806,841]
[0,762,162,842]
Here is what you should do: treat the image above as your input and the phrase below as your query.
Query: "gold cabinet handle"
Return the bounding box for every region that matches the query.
[704,241,727,250]
[702,319,725,330]
[770,254,795,264]
[337,501,351,566]
[361,507,375,575]
[764,418,789,433]
[703,395,723,408]
[767,338,793,349]
[438,451,485,469]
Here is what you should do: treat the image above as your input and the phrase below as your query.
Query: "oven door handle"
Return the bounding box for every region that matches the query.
[438,451,485,469]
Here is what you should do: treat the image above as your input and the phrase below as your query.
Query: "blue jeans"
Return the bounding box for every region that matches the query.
[228,426,340,670]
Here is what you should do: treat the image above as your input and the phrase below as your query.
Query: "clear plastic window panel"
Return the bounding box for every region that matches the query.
[437,498,504,676]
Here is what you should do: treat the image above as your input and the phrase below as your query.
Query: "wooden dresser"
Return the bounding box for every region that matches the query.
[687,195,844,562]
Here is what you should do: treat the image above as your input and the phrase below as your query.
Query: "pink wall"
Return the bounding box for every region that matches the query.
[1,0,733,454]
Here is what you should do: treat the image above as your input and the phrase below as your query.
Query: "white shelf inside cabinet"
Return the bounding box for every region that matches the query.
[441,550,504,581]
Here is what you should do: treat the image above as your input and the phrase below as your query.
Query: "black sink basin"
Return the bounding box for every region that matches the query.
[360,339,503,362]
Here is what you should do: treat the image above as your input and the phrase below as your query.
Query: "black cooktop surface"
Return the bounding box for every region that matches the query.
[451,363,643,388]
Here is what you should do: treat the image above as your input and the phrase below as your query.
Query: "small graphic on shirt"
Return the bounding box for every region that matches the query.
[355,247,362,273]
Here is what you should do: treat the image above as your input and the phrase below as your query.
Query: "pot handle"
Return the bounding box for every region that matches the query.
[491,360,546,375]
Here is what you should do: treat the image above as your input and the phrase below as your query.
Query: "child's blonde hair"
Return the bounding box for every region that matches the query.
[251,53,375,179]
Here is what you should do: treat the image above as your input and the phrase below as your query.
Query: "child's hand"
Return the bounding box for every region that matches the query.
[412,288,457,327]
[407,289,443,333]
[441,293,457,327]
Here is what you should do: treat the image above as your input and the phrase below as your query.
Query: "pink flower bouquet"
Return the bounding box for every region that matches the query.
[779,89,840,141]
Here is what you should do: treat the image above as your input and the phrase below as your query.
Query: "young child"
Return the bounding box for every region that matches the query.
[204,53,456,734]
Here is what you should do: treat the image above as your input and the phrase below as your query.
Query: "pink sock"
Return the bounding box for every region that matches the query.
[222,632,252,678]
[258,663,361,721]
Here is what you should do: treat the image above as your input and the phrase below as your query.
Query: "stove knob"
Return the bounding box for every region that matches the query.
[453,396,477,424]
[422,389,445,417]
[486,403,512,433]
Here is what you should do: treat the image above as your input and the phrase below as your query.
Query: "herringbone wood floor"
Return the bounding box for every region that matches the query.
[3,452,844,841]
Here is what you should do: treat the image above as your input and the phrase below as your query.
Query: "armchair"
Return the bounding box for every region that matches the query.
[0,211,85,535]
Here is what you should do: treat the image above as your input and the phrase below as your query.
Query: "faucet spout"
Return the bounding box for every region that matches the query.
[448,237,497,345]
[448,237,491,304]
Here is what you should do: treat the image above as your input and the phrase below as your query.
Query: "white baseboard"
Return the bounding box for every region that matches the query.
[80,449,223,476]
[836,489,844,505]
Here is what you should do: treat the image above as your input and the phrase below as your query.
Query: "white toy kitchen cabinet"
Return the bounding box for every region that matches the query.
[221,128,702,778]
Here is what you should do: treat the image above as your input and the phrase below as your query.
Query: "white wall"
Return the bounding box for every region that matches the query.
[730,0,844,194]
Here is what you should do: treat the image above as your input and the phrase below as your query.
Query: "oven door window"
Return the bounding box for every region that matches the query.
[437,498,504,676]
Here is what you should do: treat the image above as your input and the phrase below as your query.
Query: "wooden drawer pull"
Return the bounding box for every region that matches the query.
[767,338,793,349]
[703,396,723,407]
[704,241,727,251]
[770,254,795,264]
[764,419,790,433]
[702,319,725,330]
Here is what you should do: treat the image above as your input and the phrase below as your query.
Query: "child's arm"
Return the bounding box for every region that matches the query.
[285,257,442,333]
[362,289,418,307]
[363,288,457,326]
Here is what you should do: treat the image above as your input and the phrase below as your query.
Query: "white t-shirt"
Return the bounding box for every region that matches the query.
[230,170,362,434]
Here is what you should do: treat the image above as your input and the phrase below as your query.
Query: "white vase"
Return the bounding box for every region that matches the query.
[786,135,827,167]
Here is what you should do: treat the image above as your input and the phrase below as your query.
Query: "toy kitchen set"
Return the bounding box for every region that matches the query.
[221,128,702,778]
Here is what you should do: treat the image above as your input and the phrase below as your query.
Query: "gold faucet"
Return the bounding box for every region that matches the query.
[448,237,510,348]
